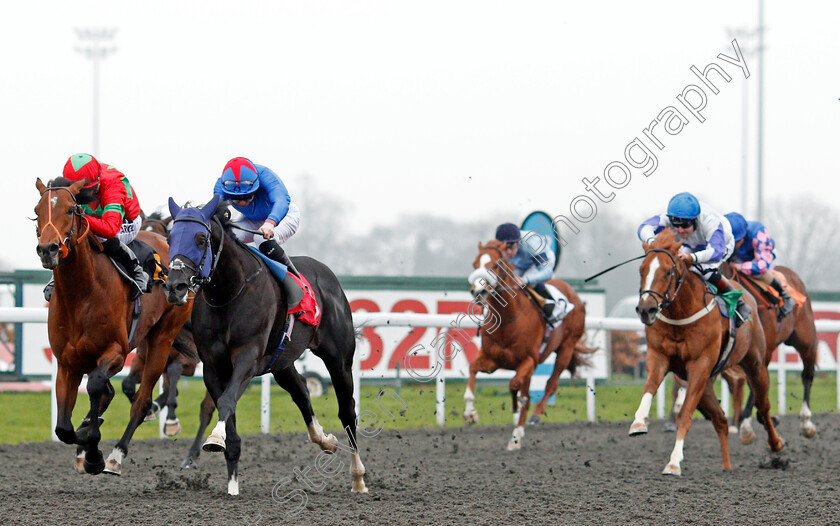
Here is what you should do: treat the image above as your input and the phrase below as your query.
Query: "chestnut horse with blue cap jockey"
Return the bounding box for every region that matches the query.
[630,230,783,475]
[467,239,592,451]
[163,196,367,495]
[34,178,192,476]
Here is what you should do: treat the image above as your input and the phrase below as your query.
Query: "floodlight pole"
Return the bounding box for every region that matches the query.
[75,28,117,157]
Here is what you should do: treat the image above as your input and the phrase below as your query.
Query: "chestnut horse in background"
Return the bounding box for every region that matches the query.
[722,262,819,440]
[630,230,783,475]
[466,240,593,451]
[34,178,192,476]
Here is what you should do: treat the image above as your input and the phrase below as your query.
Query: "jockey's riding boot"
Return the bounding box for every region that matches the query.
[258,240,304,310]
[709,272,751,328]
[769,276,795,318]
[43,278,54,302]
[532,282,556,320]
[103,238,149,300]
[259,239,301,277]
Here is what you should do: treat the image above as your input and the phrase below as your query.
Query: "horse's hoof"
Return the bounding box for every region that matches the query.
[144,402,161,422]
[202,435,226,453]
[662,464,681,476]
[103,459,122,476]
[800,422,817,439]
[628,421,648,436]
[527,414,542,426]
[84,453,105,475]
[321,433,339,453]
[506,440,521,451]
[181,457,197,470]
[740,430,756,445]
[165,419,182,437]
[463,412,479,425]
[728,425,738,434]
[351,485,369,494]
[663,421,676,433]
[771,437,785,452]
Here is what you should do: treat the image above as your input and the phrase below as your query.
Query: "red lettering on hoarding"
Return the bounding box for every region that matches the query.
[815,311,840,359]
[350,299,384,370]
[389,300,429,369]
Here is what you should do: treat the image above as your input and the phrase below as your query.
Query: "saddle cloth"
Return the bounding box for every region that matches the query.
[736,270,807,310]
[545,284,575,325]
[247,246,321,326]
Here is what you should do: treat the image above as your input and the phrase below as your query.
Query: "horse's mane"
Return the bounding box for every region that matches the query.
[650,228,682,251]
[146,211,165,221]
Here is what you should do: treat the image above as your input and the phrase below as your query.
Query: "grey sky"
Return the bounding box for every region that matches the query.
[3,1,838,273]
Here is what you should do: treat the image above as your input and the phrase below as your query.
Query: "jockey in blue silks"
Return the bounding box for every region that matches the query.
[637,192,752,327]
[725,212,795,318]
[213,157,303,314]
[495,223,557,320]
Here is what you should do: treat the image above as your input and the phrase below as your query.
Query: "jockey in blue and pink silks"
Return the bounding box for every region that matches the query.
[213,157,304,318]
[637,192,752,327]
[724,212,795,318]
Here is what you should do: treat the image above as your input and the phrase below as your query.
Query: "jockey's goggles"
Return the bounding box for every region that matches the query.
[669,217,695,229]
[222,179,256,193]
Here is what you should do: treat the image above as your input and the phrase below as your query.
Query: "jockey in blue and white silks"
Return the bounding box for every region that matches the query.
[495,223,557,320]
[725,212,795,318]
[637,192,751,326]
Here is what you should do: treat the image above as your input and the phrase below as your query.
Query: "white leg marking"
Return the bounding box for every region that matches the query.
[351,453,368,494]
[674,387,687,413]
[739,416,755,445]
[800,401,816,438]
[629,392,653,435]
[228,475,239,496]
[640,258,660,301]
[307,417,338,452]
[663,438,684,475]
[507,425,525,451]
[212,420,227,441]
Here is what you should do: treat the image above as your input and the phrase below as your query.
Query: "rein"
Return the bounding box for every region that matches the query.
[39,186,90,258]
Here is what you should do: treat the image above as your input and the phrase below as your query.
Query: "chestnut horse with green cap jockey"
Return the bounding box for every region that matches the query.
[45,154,150,300]
[721,211,819,440]
[467,228,592,451]
[631,229,783,475]
[34,176,192,476]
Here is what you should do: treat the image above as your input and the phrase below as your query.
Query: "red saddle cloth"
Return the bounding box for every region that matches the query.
[286,272,321,326]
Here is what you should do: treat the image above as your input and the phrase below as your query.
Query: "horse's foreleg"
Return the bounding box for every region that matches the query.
[663,364,711,476]
[54,363,82,448]
[464,353,497,425]
[182,390,215,469]
[723,367,745,432]
[206,359,253,495]
[790,331,818,439]
[105,336,170,476]
[697,379,733,471]
[530,328,575,425]
[273,366,337,451]
[223,414,242,496]
[507,358,535,451]
[78,348,123,475]
[163,359,184,437]
[629,351,669,437]
[739,347,784,452]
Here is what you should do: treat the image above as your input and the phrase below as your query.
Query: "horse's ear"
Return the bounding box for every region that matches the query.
[478,242,483,250]
[35,178,46,193]
[669,240,683,254]
[642,240,651,252]
[68,180,85,195]
[201,194,221,221]
[168,197,182,218]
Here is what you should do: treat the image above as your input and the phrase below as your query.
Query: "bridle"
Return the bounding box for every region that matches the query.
[477,245,522,296]
[38,186,90,259]
[170,215,224,294]
[639,248,688,313]
[170,214,263,307]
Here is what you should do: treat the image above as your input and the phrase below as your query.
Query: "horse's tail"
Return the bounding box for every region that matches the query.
[567,334,597,376]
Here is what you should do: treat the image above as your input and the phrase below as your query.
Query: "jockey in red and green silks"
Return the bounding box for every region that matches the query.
[56,153,149,299]
[725,212,795,318]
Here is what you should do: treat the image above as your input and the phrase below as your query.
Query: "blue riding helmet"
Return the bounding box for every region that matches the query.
[495,223,521,243]
[221,157,260,196]
[666,192,701,219]
[725,212,748,241]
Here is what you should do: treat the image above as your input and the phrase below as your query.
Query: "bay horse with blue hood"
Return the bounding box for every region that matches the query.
[630,230,783,475]
[164,196,367,495]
